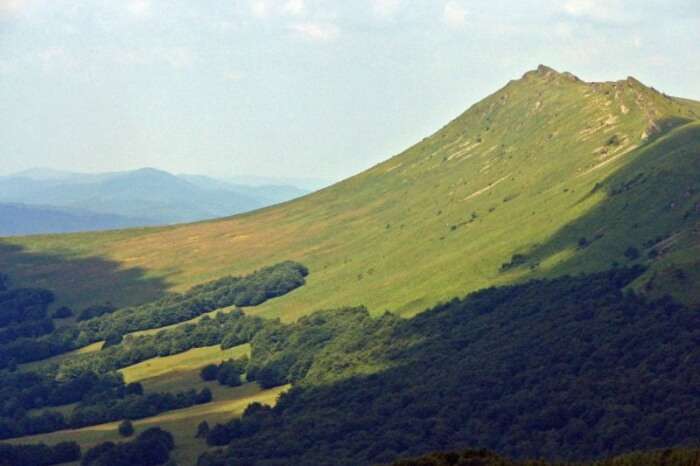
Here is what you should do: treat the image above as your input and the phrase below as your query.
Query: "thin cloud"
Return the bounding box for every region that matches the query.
[562,0,630,24]
[291,22,339,41]
[443,1,467,28]
[126,0,151,18]
[224,70,244,81]
[283,0,305,16]
[0,0,27,15]
[373,0,400,18]
[251,0,268,18]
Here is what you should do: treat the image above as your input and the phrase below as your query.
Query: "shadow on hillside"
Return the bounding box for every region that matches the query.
[0,241,170,310]
[504,120,700,290]
[206,272,699,465]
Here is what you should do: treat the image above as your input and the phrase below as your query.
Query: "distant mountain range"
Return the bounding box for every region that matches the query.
[0,168,313,236]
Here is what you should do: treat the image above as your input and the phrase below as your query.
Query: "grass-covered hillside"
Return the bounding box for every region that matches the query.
[2,66,699,320]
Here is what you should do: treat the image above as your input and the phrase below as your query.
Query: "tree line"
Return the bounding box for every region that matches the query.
[385,447,700,466]
[0,261,308,368]
[0,382,211,439]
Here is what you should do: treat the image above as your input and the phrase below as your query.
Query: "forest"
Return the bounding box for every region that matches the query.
[384,448,700,466]
[0,262,307,440]
[0,261,308,368]
[1,264,699,465]
[198,267,700,465]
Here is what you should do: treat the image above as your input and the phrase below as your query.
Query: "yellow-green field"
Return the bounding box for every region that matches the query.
[121,343,251,393]
[7,343,278,465]
[5,383,288,466]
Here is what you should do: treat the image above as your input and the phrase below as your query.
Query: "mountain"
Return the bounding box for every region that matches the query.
[226,175,331,191]
[1,66,700,466]
[177,174,308,206]
[0,203,154,236]
[0,168,310,235]
[1,66,699,316]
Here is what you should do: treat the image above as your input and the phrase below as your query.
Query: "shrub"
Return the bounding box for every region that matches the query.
[51,306,74,319]
[624,246,640,260]
[200,364,219,381]
[196,421,210,439]
[118,419,134,437]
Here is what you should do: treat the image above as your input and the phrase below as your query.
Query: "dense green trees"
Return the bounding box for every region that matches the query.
[385,448,700,466]
[0,371,127,416]
[82,427,174,466]
[199,357,248,387]
[77,304,118,322]
[200,267,700,466]
[0,287,54,327]
[0,261,308,367]
[51,306,74,319]
[69,388,213,429]
[119,419,134,437]
[0,441,81,466]
[58,310,264,378]
[0,281,55,346]
[75,261,307,345]
[0,373,210,439]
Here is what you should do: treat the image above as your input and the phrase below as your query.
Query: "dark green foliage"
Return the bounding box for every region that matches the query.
[51,306,74,319]
[606,134,622,146]
[0,441,81,466]
[196,421,210,439]
[499,254,528,271]
[624,246,640,260]
[76,261,307,345]
[77,304,117,322]
[0,286,54,327]
[82,427,174,466]
[119,419,134,437]
[199,358,248,387]
[0,373,207,439]
[201,267,700,466]
[200,364,219,381]
[59,310,264,378]
[0,371,125,417]
[0,318,54,344]
[196,388,213,404]
[385,449,535,466]
[103,332,124,348]
[0,261,308,367]
[215,357,248,387]
[384,447,700,466]
[69,388,213,429]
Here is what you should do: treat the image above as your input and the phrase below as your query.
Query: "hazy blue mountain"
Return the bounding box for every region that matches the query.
[226,175,331,191]
[0,168,310,234]
[0,203,153,236]
[178,174,309,205]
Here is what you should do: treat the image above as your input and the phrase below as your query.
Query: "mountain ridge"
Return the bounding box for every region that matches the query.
[1,66,698,316]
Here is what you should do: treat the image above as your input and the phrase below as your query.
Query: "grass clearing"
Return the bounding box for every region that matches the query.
[121,343,251,393]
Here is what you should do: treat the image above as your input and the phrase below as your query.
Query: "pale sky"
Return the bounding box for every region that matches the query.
[1,0,698,181]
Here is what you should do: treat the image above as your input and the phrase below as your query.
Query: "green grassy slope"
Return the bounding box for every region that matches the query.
[2,66,699,318]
